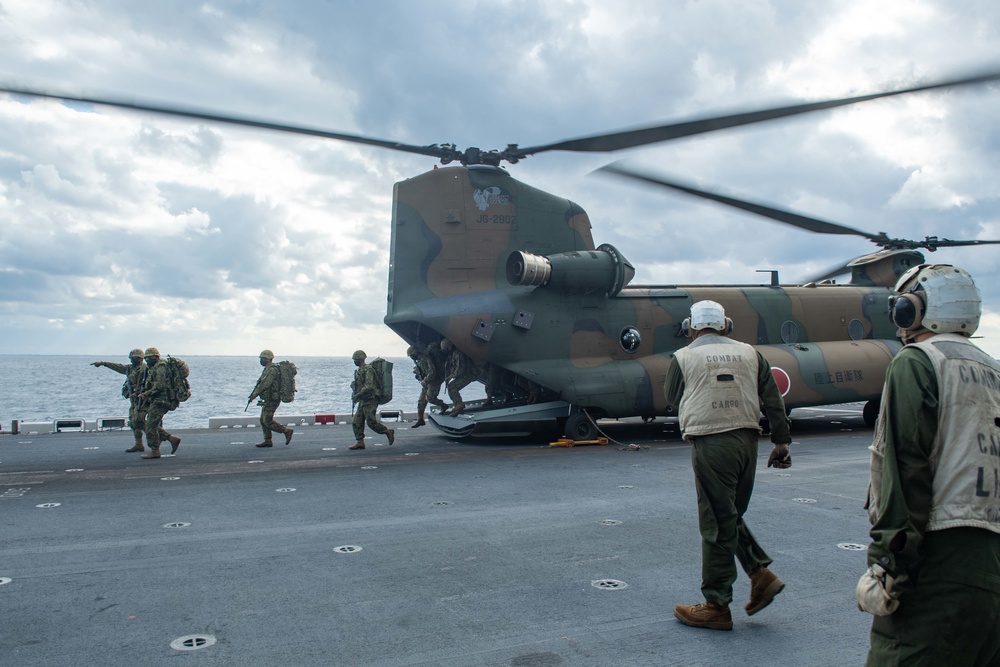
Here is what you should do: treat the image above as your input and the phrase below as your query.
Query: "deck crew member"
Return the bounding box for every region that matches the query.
[859,264,1000,665]
[664,300,792,631]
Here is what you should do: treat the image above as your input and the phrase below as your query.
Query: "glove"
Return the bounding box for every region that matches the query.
[856,563,899,616]
[767,444,791,469]
[91,361,102,367]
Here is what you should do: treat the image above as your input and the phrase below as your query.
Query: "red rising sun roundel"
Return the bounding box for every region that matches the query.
[771,367,791,397]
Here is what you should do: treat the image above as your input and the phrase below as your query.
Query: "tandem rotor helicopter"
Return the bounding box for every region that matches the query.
[4,69,1000,439]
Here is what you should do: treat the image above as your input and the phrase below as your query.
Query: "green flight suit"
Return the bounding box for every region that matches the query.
[864,346,1000,667]
[664,345,791,607]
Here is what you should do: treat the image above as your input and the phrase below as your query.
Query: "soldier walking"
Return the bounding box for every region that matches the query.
[247,349,293,448]
[91,348,148,452]
[408,344,447,428]
[442,339,475,416]
[136,347,181,460]
[349,350,394,450]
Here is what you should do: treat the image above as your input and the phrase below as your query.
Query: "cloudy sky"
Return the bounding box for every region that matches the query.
[1,0,999,358]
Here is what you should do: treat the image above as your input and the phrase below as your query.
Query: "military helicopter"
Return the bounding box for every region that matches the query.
[3,69,1000,439]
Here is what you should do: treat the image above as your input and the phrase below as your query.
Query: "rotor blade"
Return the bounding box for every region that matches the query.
[519,69,1000,157]
[596,162,887,242]
[803,261,854,283]
[928,239,1000,249]
[0,85,464,162]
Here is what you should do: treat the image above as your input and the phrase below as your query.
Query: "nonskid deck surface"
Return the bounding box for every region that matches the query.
[1,407,874,666]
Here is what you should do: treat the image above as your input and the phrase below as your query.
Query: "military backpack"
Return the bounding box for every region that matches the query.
[370,357,393,405]
[277,360,297,403]
[165,356,192,410]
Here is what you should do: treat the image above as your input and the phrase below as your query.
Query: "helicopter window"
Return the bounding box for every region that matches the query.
[620,327,641,353]
[780,321,800,345]
[848,319,866,340]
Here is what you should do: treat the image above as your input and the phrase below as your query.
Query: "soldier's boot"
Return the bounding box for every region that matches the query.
[413,408,426,428]
[284,428,294,446]
[432,399,448,412]
[386,429,395,446]
[255,438,273,448]
[168,435,181,454]
[745,567,784,616]
[349,439,366,450]
[140,447,161,460]
[125,435,145,453]
[450,401,466,416]
[482,397,494,408]
[673,602,732,631]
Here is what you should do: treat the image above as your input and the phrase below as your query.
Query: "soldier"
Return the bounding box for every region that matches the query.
[442,339,476,416]
[858,264,1000,665]
[247,349,293,448]
[348,350,394,450]
[664,300,792,631]
[408,345,447,428]
[91,348,148,452]
[136,347,181,460]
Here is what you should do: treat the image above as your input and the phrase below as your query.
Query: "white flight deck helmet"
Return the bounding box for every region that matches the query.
[889,264,981,342]
[684,300,733,336]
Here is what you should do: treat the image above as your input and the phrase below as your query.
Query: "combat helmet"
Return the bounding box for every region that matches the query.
[144,347,160,358]
[890,263,981,340]
[352,350,366,361]
[129,348,144,359]
[406,346,418,357]
[259,349,274,360]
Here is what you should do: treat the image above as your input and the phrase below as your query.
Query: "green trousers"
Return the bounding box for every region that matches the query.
[866,528,1000,666]
[353,400,389,440]
[690,428,772,606]
[259,401,290,440]
[143,401,173,450]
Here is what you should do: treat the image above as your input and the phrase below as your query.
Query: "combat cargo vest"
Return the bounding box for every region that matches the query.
[673,335,762,440]
[868,334,1000,535]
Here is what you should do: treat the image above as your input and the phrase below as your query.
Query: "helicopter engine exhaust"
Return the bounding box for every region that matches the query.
[506,244,635,296]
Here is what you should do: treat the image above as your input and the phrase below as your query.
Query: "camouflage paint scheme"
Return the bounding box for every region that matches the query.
[386,165,919,431]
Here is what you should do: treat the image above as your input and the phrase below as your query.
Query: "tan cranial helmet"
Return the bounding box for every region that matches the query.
[144,347,160,358]
[890,264,981,338]
[259,349,274,360]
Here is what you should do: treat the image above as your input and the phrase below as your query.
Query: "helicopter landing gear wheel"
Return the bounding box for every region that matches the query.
[863,400,880,427]
[565,412,597,441]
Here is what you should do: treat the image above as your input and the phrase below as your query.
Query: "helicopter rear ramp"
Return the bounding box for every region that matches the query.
[427,400,573,438]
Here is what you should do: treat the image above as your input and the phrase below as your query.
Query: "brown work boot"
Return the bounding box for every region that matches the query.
[746,567,784,616]
[284,428,294,446]
[386,429,395,446]
[413,418,426,428]
[349,439,365,450]
[450,401,465,416]
[673,602,733,631]
[255,440,273,448]
[125,439,145,453]
[140,447,161,460]
[168,435,181,454]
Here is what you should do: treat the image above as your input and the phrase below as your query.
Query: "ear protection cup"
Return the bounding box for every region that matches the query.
[681,318,691,338]
[889,293,924,331]
[723,317,734,335]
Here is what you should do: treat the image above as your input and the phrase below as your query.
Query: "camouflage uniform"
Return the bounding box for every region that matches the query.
[137,348,180,459]
[350,350,394,449]
[410,345,447,426]
[92,350,147,451]
[444,341,476,415]
[249,352,293,447]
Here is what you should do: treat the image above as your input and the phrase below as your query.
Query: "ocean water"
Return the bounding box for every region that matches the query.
[0,355,485,430]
